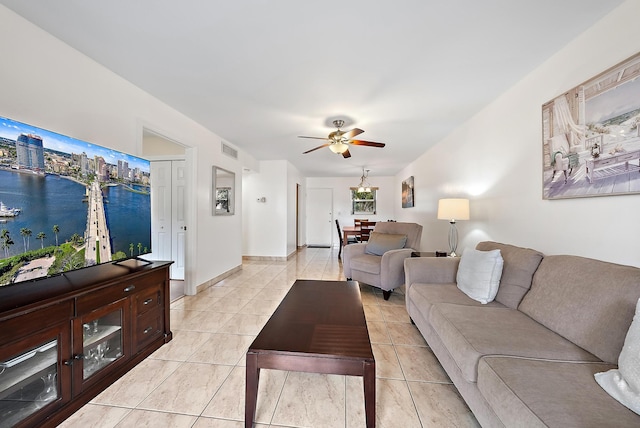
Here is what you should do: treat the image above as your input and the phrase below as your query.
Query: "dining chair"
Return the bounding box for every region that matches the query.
[359,221,376,242]
[354,219,368,241]
[335,219,357,260]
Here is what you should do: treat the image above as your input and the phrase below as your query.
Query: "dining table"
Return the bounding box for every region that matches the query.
[342,226,360,246]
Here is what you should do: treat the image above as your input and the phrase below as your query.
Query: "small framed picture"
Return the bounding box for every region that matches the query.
[402,176,414,208]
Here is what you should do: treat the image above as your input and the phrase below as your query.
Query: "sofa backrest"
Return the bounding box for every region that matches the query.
[475,241,544,309]
[373,222,422,250]
[519,255,640,364]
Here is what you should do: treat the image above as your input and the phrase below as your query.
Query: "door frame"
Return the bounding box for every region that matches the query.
[139,124,196,295]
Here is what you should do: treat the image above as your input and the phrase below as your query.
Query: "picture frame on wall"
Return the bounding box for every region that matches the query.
[542,51,640,200]
[402,176,414,208]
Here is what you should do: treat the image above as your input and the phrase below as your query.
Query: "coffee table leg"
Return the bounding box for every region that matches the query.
[363,360,376,428]
[245,352,260,428]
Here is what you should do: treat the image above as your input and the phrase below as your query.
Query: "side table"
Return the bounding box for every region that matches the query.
[411,251,448,258]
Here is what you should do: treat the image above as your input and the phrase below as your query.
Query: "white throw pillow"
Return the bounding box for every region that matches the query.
[595,298,640,416]
[456,248,504,304]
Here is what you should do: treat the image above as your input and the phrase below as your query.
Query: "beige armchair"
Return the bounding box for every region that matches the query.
[343,222,423,300]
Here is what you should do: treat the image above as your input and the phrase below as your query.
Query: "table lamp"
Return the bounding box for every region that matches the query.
[437,198,470,257]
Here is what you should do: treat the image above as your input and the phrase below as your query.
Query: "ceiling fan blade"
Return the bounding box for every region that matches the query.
[298,136,329,141]
[342,149,352,158]
[342,128,364,139]
[302,143,330,154]
[350,140,386,148]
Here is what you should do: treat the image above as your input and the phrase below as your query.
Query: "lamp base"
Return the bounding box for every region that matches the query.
[448,221,459,258]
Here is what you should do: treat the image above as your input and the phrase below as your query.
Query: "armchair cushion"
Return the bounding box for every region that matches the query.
[350,254,382,275]
[365,232,407,256]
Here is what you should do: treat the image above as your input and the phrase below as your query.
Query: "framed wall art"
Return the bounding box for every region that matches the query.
[542,51,640,199]
[212,166,235,215]
[402,176,414,208]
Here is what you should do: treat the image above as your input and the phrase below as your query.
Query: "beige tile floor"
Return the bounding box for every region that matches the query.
[60,247,480,428]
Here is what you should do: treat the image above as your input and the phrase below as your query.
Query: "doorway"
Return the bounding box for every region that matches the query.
[142,129,189,301]
[306,188,333,247]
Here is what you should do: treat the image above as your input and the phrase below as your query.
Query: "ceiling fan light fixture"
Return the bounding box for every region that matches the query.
[329,141,349,154]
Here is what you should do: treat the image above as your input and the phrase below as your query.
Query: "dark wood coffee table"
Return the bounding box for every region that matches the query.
[245,279,375,427]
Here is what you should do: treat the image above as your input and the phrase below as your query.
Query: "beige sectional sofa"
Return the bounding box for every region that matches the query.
[404,241,640,427]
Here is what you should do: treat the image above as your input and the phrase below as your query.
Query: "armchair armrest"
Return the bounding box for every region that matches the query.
[380,248,414,290]
[404,257,460,296]
[343,242,367,278]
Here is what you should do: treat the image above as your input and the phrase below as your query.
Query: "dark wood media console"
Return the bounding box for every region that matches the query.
[0,260,173,427]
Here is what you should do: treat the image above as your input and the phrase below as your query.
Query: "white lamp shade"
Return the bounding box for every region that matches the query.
[437,198,470,221]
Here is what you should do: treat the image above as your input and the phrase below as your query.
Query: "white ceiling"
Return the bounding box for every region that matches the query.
[0,0,624,177]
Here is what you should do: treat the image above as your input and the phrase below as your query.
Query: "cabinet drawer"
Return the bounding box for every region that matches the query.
[0,301,73,344]
[77,283,135,315]
[134,285,162,317]
[134,309,163,352]
[76,273,163,316]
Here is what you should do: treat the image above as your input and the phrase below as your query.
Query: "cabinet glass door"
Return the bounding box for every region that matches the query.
[81,308,124,380]
[0,340,58,427]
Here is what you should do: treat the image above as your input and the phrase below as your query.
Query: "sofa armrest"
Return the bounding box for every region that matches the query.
[404,257,460,296]
[343,242,367,278]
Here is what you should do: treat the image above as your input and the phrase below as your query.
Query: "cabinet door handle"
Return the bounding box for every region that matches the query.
[143,298,154,305]
[143,327,153,334]
[124,285,136,292]
[64,354,85,365]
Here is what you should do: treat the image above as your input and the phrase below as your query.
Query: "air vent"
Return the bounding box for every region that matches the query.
[221,142,238,159]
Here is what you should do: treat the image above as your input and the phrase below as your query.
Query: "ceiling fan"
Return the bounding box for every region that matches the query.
[299,119,385,158]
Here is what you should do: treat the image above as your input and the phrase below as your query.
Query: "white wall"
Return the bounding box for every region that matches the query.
[242,160,289,257]
[242,160,305,258]
[0,5,249,291]
[395,0,640,268]
[306,175,396,247]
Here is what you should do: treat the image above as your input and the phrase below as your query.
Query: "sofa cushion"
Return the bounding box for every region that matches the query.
[429,303,599,382]
[595,298,640,416]
[519,255,640,364]
[456,248,503,304]
[349,254,381,275]
[408,283,505,324]
[365,232,407,256]
[476,241,543,309]
[478,357,639,427]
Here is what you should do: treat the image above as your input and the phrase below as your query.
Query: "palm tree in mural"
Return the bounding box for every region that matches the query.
[1,229,14,258]
[20,228,32,252]
[129,243,134,257]
[52,225,60,247]
[70,233,83,246]
[37,232,47,249]
[137,242,142,255]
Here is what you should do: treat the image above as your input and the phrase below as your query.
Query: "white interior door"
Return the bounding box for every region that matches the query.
[150,161,172,261]
[150,159,186,280]
[306,188,332,247]
[171,160,186,280]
